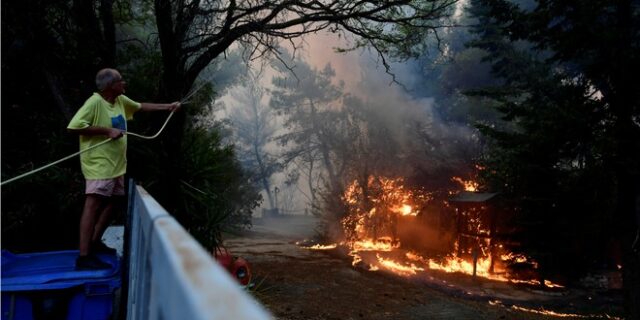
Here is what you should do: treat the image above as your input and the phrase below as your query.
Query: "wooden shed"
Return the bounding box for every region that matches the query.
[448,191,501,274]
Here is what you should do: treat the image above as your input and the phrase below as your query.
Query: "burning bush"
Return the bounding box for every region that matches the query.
[341,176,433,246]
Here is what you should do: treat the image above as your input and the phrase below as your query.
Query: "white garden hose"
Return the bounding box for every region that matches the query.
[1,110,176,186]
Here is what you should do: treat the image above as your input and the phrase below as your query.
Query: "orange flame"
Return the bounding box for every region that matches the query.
[301,244,338,250]
[351,252,362,266]
[490,300,621,319]
[394,204,415,216]
[337,175,564,288]
[351,238,399,252]
[375,254,424,275]
[451,177,479,192]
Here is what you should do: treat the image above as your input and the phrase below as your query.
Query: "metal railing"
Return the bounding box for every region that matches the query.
[125,184,272,320]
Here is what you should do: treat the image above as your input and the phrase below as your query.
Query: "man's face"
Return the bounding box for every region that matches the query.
[110,73,126,96]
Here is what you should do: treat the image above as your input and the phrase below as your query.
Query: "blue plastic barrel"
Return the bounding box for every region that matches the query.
[1,250,121,320]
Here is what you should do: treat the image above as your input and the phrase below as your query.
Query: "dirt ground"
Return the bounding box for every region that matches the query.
[224,216,624,320]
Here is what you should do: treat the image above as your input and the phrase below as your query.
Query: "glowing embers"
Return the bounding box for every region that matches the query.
[300,243,338,250]
[489,300,621,319]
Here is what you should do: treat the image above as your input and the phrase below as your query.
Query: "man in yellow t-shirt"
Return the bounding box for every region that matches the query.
[68,68,180,270]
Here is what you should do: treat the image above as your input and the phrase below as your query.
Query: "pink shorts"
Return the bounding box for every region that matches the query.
[86,176,125,196]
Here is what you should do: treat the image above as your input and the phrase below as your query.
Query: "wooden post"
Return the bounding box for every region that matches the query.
[456,207,463,256]
[489,206,497,274]
[472,246,478,278]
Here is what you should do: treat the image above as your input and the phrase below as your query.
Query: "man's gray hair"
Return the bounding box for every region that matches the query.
[95,68,119,91]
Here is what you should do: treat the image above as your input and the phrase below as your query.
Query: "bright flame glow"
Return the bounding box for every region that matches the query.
[376,254,424,275]
[351,239,399,252]
[301,244,338,250]
[501,253,528,264]
[341,177,431,248]
[490,300,620,319]
[400,204,414,216]
[451,177,479,192]
[425,250,563,288]
[339,175,564,288]
[510,305,620,319]
[351,252,362,266]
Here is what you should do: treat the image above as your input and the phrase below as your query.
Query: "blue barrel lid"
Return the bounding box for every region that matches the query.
[1,250,120,292]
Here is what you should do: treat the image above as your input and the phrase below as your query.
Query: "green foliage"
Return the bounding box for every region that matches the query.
[339,0,459,60]
[175,127,261,249]
[1,0,262,253]
[127,76,261,249]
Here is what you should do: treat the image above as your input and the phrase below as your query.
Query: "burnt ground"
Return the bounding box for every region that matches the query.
[224,216,624,320]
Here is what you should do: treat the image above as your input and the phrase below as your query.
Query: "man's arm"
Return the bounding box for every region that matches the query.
[68,126,124,139]
[140,102,181,112]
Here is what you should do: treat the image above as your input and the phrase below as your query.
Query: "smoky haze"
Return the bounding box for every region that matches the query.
[213,6,490,242]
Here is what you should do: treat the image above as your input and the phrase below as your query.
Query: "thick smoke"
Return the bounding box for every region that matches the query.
[214,18,484,228]
[294,32,480,182]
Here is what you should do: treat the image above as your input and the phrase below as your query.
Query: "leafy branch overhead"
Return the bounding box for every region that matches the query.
[155,0,457,93]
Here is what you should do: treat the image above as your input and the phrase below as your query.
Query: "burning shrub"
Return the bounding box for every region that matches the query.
[340,176,433,246]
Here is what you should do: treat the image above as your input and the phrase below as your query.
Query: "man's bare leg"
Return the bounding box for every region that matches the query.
[79,194,105,256]
[92,196,124,244]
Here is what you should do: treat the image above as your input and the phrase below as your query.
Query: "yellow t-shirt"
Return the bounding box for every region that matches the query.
[67,93,141,179]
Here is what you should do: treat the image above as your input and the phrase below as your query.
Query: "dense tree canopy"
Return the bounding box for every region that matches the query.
[466,0,640,316]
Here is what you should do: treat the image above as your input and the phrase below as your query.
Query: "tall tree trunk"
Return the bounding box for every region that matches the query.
[72,0,113,71]
[255,143,275,209]
[307,157,317,209]
[153,0,191,216]
[309,99,340,193]
[99,0,116,66]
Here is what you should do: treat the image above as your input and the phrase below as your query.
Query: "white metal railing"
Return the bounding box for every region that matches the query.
[125,185,272,320]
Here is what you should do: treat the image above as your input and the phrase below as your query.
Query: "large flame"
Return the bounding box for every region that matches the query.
[376,254,424,275]
[409,249,562,288]
[393,204,415,216]
[341,177,432,246]
[352,238,399,252]
[303,175,563,289]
